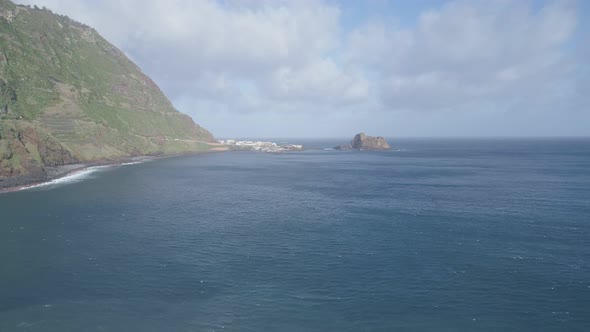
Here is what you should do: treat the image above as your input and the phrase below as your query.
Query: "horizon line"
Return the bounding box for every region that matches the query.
[215,135,590,140]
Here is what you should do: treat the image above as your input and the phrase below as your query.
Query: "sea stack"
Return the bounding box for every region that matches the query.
[335,133,391,150]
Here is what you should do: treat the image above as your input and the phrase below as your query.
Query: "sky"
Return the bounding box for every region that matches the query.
[15,0,590,138]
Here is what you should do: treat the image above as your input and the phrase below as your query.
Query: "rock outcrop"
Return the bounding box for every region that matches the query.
[335,133,391,150]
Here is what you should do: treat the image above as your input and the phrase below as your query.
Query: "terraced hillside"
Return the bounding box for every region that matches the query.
[0,0,216,188]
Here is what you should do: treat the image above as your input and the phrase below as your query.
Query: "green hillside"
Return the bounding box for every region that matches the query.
[0,0,216,187]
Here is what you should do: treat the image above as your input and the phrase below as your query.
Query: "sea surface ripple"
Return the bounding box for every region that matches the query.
[1,138,589,331]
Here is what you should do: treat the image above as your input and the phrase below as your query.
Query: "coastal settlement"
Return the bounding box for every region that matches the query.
[219,139,304,153]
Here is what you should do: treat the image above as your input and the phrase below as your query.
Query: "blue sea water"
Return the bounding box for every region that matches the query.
[1,138,589,331]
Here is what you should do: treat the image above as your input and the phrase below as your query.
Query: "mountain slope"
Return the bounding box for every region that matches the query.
[0,0,216,188]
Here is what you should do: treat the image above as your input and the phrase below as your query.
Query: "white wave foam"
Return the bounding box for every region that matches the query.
[121,158,154,166]
[20,166,111,191]
[121,161,143,166]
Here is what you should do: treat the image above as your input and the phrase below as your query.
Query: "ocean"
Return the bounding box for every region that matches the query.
[1,138,589,331]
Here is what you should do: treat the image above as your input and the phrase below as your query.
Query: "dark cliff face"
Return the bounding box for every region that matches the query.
[335,133,391,150]
[351,133,390,150]
[0,0,216,186]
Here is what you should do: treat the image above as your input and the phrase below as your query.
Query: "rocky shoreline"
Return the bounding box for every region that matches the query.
[0,156,157,194]
[0,147,234,194]
[0,164,86,193]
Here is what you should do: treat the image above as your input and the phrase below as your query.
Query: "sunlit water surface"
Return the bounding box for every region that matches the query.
[1,138,589,331]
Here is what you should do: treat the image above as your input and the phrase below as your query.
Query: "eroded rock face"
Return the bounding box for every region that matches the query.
[335,133,391,150]
[0,121,77,178]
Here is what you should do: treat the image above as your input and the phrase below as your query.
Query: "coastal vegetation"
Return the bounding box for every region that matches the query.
[0,0,215,188]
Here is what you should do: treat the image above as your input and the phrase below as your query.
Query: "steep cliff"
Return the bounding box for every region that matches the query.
[0,0,216,188]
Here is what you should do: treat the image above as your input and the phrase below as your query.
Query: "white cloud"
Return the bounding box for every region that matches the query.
[119,0,341,76]
[17,0,350,101]
[347,0,579,111]
[264,58,370,104]
[13,0,589,136]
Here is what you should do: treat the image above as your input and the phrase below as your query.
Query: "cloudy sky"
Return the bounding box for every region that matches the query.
[16,0,590,138]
